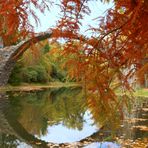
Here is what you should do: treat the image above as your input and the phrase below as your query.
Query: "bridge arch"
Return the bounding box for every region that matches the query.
[0,31,52,86]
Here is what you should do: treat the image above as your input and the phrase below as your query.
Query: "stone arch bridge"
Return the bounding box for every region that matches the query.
[0,31,52,86]
[0,31,111,147]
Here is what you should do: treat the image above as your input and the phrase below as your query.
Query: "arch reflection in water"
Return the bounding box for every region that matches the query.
[0,87,106,147]
[0,93,48,148]
[6,87,99,143]
[0,87,147,147]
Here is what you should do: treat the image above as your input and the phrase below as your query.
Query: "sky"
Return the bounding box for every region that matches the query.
[29,1,113,34]
[37,111,98,143]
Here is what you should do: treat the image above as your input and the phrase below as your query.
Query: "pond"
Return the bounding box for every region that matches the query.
[0,87,147,148]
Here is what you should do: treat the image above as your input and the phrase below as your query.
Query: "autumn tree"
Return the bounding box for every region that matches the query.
[0,0,148,120]
[0,0,52,46]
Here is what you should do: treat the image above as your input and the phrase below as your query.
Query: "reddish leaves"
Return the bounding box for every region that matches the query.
[1,0,148,116]
[0,0,51,45]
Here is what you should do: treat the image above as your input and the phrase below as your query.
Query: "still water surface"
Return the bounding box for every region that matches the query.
[0,87,147,147]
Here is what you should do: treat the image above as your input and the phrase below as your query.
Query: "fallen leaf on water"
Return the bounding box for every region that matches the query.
[35,142,41,145]
[132,125,148,131]
[117,138,148,148]
[142,108,148,111]
[126,118,147,123]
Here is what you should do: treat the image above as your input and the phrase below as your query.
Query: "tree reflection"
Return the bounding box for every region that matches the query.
[0,133,19,148]
[86,92,123,131]
[8,87,86,137]
[0,88,147,147]
[7,87,125,137]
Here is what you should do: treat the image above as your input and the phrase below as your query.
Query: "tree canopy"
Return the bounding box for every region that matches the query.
[0,0,148,108]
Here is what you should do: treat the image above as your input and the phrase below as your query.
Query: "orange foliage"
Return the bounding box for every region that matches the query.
[51,0,148,115]
[0,0,50,45]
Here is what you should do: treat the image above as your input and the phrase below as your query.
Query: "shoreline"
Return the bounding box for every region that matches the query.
[0,82,82,92]
[0,83,147,97]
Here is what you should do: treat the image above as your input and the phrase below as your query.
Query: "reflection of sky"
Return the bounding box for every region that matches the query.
[37,111,98,143]
[17,141,32,148]
[85,142,120,148]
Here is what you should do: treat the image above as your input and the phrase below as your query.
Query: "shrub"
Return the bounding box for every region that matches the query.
[21,67,38,83]
[8,63,23,85]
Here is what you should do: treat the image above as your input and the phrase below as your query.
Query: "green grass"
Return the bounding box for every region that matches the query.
[116,88,148,97]
[134,88,148,97]
[1,83,148,97]
[0,82,82,92]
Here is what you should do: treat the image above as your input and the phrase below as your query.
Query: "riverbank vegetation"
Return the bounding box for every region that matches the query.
[5,38,148,98]
[8,40,72,85]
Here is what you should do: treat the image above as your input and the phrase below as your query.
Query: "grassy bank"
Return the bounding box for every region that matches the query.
[0,83,148,97]
[134,88,148,97]
[0,82,82,92]
[116,88,148,98]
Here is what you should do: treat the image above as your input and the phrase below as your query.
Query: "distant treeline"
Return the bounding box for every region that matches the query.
[9,41,75,85]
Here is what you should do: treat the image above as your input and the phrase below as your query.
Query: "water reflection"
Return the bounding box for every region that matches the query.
[0,87,147,147]
[85,142,120,148]
[9,88,90,137]
[40,111,97,143]
[0,133,32,148]
[117,97,148,147]
[0,87,101,147]
[0,93,48,148]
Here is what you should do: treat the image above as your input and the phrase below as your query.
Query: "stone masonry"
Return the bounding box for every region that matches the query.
[0,31,52,86]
